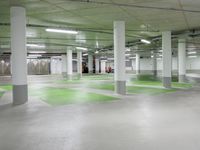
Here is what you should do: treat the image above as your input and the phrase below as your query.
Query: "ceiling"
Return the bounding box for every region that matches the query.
[0,0,200,57]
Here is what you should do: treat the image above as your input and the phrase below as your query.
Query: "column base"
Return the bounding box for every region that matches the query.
[115,81,126,95]
[179,75,186,83]
[77,73,82,79]
[163,77,171,88]
[62,72,67,77]
[153,70,157,76]
[13,84,28,105]
[67,74,73,80]
[136,71,140,75]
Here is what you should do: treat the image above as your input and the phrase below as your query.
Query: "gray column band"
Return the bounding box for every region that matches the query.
[163,77,171,88]
[179,75,186,83]
[67,74,73,80]
[13,84,28,105]
[62,72,67,77]
[77,73,82,79]
[153,70,157,76]
[115,81,126,95]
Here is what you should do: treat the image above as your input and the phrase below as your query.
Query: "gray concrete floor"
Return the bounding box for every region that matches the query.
[0,75,200,150]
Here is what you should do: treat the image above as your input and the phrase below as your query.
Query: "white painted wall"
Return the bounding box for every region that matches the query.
[50,57,62,74]
[127,57,200,72]
[107,56,200,73]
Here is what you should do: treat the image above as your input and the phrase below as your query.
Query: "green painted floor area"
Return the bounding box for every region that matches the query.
[30,87,117,106]
[131,74,193,88]
[132,80,193,88]
[135,74,179,82]
[82,74,114,80]
[127,86,177,95]
[89,83,115,91]
[0,85,12,91]
[88,83,178,95]
[0,92,4,98]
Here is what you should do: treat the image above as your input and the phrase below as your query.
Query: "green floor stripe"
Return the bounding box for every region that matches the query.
[30,87,118,106]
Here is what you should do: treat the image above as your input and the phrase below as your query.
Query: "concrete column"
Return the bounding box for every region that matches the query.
[67,49,73,80]
[88,54,93,73]
[136,53,140,75]
[77,51,82,78]
[152,52,157,76]
[131,59,134,71]
[95,58,100,74]
[114,21,126,95]
[11,7,28,105]
[162,31,172,88]
[61,55,67,77]
[100,60,106,74]
[178,39,186,83]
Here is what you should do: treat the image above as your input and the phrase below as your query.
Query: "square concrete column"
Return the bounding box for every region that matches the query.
[88,54,93,73]
[136,53,140,75]
[100,60,106,74]
[95,58,100,74]
[178,39,186,83]
[152,52,157,76]
[77,51,82,78]
[114,21,126,95]
[131,59,134,71]
[61,54,67,77]
[11,6,28,105]
[67,49,73,80]
[162,31,172,88]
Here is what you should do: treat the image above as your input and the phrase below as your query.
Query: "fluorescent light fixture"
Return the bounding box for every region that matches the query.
[129,57,136,59]
[126,48,131,52]
[28,54,42,57]
[29,51,46,54]
[26,32,36,37]
[27,44,45,48]
[125,53,130,56]
[83,53,88,56]
[95,51,99,54]
[27,56,37,59]
[188,55,197,58]
[76,47,88,51]
[141,39,151,44]
[188,51,197,54]
[107,58,114,60]
[46,28,78,35]
[151,55,154,58]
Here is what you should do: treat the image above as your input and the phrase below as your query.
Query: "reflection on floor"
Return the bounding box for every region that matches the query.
[0,74,199,150]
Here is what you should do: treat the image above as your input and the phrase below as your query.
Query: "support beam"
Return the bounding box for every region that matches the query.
[178,39,186,83]
[11,6,28,105]
[152,52,157,76]
[95,58,100,74]
[88,54,93,73]
[100,60,106,74]
[136,53,140,75]
[61,54,67,77]
[77,51,82,78]
[131,59,134,71]
[162,31,172,88]
[114,21,126,95]
[67,49,73,80]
